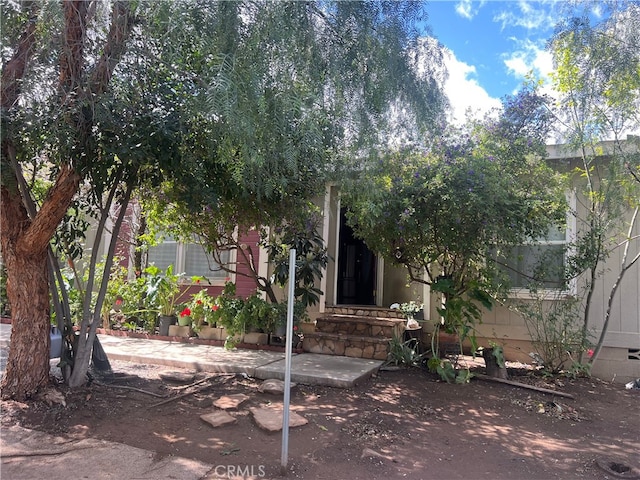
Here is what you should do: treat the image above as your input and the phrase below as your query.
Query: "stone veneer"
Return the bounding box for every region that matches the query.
[303,306,407,360]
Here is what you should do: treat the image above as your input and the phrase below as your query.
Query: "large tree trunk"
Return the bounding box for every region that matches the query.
[0,188,51,399]
[1,1,135,399]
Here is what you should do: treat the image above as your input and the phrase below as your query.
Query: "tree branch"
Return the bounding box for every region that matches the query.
[0,1,41,110]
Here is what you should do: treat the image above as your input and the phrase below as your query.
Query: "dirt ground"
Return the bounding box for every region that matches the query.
[1,359,639,480]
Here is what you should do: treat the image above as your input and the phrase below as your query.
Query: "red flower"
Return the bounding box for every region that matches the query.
[212,305,220,311]
[180,307,191,317]
[196,300,203,305]
[293,325,298,331]
[587,349,594,358]
[114,297,123,306]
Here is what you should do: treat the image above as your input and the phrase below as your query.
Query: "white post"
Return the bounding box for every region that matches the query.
[280,248,296,474]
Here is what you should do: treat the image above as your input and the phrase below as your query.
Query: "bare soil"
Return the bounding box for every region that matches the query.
[1,359,639,480]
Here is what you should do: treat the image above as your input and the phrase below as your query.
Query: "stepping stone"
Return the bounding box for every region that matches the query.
[213,393,250,410]
[249,406,308,432]
[258,379,296,394]
[159,371,196,383]
[200,410,237,428]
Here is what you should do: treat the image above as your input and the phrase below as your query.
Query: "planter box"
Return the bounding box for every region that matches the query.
[198,326,224,340]
[243,332,269,345]
[168,325,191,337]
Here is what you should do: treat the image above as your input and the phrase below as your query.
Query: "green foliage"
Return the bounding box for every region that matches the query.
[266,214,329,308]
[514,290,591,375]
[343,87,566,299]
[385,336,424,368]
[144,265,202,317]
[489,343,506,369]
[343,87,566,384]
[427,358,473,384]
[184,289,219,331]
[399,301,423,318]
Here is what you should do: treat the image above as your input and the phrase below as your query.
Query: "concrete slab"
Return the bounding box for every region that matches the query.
[254,353,383,388]
[2,324,384,389]
[98,334,286,376]
[1,425,213,480]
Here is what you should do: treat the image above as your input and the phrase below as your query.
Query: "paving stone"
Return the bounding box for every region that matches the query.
[159,371,196,383]
[258,378,296,394]
[213,393,250,410]
[249,406,308,432]
[200,410,237,428]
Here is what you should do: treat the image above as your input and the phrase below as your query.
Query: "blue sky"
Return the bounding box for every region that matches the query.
[423,0,586,123]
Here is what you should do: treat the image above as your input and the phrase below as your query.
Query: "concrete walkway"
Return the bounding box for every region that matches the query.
[1,323,384,388]
[98,333,383,388]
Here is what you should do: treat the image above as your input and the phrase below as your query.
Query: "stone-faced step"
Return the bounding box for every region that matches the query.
[302,332,392,360]
[325,306,405,319]
[315,314,406,338]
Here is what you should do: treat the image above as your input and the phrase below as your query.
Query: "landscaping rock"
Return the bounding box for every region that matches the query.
[159,371,196,383]
[213,393,250,410]
[257,379,296,394]
[200,410,237,428]
[249,406,308,432]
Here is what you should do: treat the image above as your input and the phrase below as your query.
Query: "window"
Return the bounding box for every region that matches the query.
[499,192,576,295]
[501,225,568,290]
[147,237,230,282]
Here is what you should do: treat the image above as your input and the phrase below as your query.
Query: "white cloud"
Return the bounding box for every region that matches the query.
[493,0,558,31]
[454,0,485,20]
[503,39,553,87]
[442,48,501,124]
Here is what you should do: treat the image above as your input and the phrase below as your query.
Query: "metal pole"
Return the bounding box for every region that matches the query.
[280,248,296,475]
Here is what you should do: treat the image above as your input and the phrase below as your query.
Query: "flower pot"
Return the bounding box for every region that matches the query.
[159,314,177,336]
[177,315,192,327]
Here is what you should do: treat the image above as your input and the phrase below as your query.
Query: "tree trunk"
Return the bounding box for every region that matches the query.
[483,348,508,380]
[0,189,51,399]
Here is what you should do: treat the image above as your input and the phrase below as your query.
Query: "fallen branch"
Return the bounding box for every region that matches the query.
[94,382,167,398]
[168,373,232,392]
[474,373,575,399]
[149,374,231,408]
[150,382,215,408]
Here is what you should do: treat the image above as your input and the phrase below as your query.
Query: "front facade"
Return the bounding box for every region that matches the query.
[311,143,640,384]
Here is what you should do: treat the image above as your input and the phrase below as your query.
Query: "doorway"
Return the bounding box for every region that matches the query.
[337,208,376,305]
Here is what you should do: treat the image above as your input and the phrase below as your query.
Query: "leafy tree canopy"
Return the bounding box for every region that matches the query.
[342,86,567,297]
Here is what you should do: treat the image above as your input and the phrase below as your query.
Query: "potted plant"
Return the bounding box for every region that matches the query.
[399,301,423,330]
[399,301,423,320]
[215,281,246,348]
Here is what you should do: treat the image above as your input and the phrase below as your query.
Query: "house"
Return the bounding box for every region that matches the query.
[307,139,640,383]
[104,140,638,383]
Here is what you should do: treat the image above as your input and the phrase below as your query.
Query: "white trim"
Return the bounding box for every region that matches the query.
[422,270,431,320]
[332,194,341,306]
[257,226,270,297]
[319,186,332,313]
[376,257,384,306]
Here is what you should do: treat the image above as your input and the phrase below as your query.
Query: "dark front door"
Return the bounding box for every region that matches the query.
[337,208,376,305]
